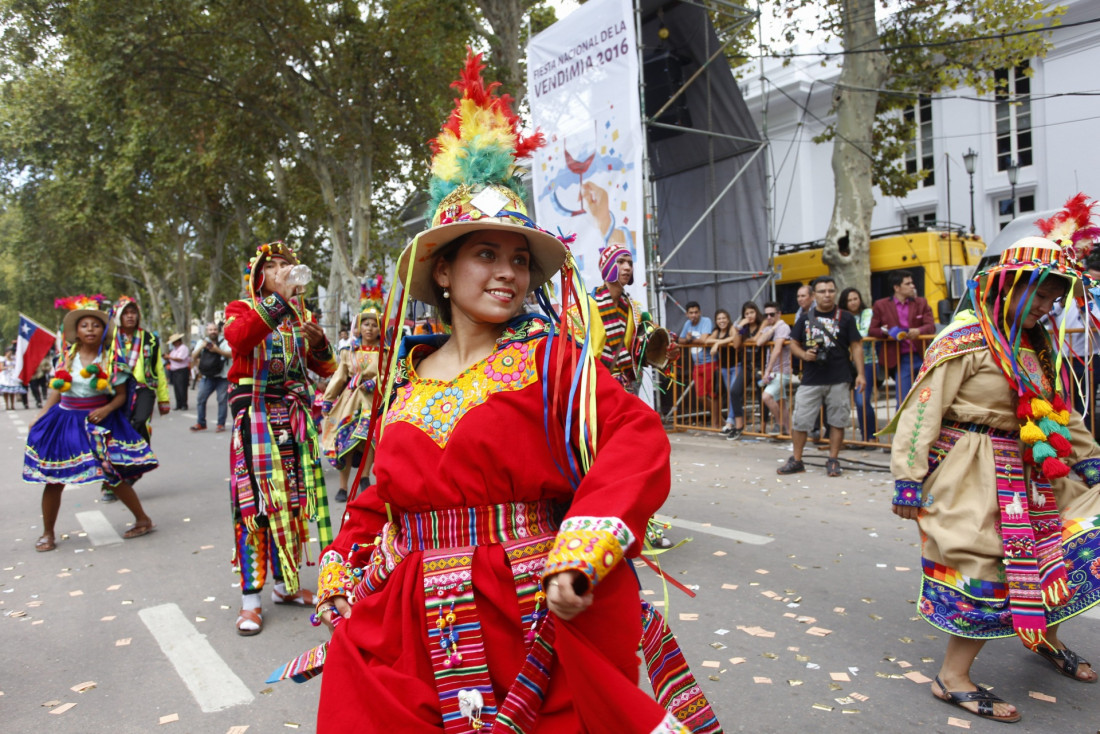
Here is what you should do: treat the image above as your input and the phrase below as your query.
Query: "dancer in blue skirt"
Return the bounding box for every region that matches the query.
[23,297,158,552]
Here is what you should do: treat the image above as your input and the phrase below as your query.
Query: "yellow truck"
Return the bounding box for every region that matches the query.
[773,229,986,325]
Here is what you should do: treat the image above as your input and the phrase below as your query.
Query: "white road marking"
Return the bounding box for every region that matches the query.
[74,511,124,546]
[139,603,254,712]
[654,514,774,545]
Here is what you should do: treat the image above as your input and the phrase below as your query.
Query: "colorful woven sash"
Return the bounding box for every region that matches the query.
[989,433,1074,651]
[60,395,109,410]
[592,285,634,379]
[640,601,722,733]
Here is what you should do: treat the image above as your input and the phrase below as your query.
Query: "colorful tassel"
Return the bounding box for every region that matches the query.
[1047,432,1073,456]
[1050,409,1070,426]
[1032,442,1057,462]
[1030,397,1052,418]
[1037,416,1062,436]
[1043,577,1073,608]
[1023,447,1034,464]
[1041,456,1071,479]
[1016,400,1033,420]
[1020,419,1046,444]
[1051,394,1068,413]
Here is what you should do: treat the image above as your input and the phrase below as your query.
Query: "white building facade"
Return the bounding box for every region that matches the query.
[740,0,1100,248]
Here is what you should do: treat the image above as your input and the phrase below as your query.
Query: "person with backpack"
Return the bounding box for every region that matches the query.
[190,322,231,432]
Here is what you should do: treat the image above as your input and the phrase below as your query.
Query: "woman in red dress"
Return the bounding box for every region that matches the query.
[314,54,703,734]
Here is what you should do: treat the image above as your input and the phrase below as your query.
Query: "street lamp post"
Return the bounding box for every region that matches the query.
[1006,158,1019,219]
[963,148,978,234]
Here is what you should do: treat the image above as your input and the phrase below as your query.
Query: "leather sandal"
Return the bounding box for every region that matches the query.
[235,608,263,636]
[272,587,316,606]
[35,534,56,552]
[1035,645,1098,683]
[123,521,156,540]
[933,675,1021,723]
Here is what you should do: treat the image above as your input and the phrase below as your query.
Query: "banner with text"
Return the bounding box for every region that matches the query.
[527,0,645,305]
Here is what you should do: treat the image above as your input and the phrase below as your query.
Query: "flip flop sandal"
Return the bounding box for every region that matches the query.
[933,675,1021,723]
[236,609,263,636]
[273,588,316,606]
[123,522,156,540]
[1035,645,1098,683]
[35,535,56,552]
[826,458,842,477]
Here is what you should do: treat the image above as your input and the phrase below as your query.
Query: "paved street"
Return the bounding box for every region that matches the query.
[2,406,1098,732]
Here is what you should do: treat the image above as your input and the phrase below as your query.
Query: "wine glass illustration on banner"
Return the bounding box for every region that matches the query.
[558,123,597,217]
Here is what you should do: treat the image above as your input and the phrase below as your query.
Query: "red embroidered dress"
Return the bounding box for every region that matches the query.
[317,320,686,733]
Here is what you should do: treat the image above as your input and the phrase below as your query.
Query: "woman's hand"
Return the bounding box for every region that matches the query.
[317,595,353,634]
[709,344,719,355]
[545,570,594,621]
[892,504,920,520]
[302,321,326,349]
[87,407,112,425]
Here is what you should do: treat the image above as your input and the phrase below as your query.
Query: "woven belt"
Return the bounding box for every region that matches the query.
[399,500,564,551]
[60,395,110,410]
[943,419,1017,439]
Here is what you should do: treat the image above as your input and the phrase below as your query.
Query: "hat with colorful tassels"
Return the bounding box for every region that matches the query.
[355,275,385,330]
[396,51,568,307]
[53,294,113,392]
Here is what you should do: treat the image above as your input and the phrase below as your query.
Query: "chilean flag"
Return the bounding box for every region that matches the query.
[15,314,56,384]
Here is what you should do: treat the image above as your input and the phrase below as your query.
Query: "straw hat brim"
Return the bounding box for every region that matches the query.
[63,309,111,342]
[167,333,185,344]
[397,219,567,307]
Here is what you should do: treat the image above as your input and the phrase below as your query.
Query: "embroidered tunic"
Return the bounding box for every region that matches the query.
[887,321,1100,640]
[319,345,380,464]
[317,320,687,733]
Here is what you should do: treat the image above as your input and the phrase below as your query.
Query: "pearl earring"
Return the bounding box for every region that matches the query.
[443,289,450,299]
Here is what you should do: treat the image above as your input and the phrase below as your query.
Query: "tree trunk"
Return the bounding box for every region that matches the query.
[821,0,889,301]
[475,0,527,108]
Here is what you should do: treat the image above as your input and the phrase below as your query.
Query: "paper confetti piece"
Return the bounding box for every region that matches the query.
[118,568,131,574]
[805,627,832,636]
[69,590,83,597]
[787,646,800,652]
[788,679,804,686]
[283,724,299,729]
[116,638,131,646]
[641,589,654,596]
[828,682,843,691]
[679,613,698,621]
[101,616,116,622]
[806,663,821,670]
[947,717,970,729]
[850,692,869,702]
[714,628,729,635]
[42,700,61,707]
[755,569,769,575]
[729,657,746,665]
[226,727,250,734]
[895,566,910,571]
[835,696,854,705]
[107,584,121,591]
[200,545,214,550]
[897,660,912,669]
[70,681,96,693]
[713,551,727,557]
[830,672,850,682]
[57,572,71,578]
[49,703,76,715]
[721,583,738,590]
[160,713,179,724]
[811,703,834,712]
[753,676,772,684]
[701,660,720,668]
[833,607,846,614]
[1028,691,1056,703]
[904,671,933,684]
[708,642,727,650]
[841,709,860,715]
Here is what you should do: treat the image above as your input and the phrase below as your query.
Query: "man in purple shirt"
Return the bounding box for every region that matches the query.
[869,270,935,407]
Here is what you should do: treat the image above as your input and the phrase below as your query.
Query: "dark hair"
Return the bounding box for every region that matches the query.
[811,275,835,291]
[838,287,866,314]
[740,301,761,319]
[763,301,780,313]
[685,301,701,311]
[888,270,913,290]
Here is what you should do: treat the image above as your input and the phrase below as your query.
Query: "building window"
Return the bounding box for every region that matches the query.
[904,95,934,186]
[996,192,1036,230]
[904,210,937,230]
[995,62,1032,171]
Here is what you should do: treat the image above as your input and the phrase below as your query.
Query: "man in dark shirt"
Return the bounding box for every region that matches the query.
[778,276,865,477]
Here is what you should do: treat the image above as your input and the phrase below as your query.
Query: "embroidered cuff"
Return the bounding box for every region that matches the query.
[257,293,289,330]
[363,378,376,393]
[1072,458,1100,487]
[893,480,924,507]
[544,516,634,590]
[320,400,334,414]
[316,549,353,606]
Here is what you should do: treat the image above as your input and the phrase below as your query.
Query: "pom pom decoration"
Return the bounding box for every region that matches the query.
[95,378,109,391]
[1041,456,1071,479]
[1016,400,1033,420]
[1047,432,1073,456]
[1037,416,1062,436]
[1031,441,1057,463]
[1020,419,1047,445]
[1051,409,1070,426]
[1029,397,1052,418]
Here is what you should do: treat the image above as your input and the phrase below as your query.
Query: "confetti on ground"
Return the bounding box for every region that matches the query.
[721,584,738,590]
[904,671,933,684]
[753,676,772,684]
[841,709,860,715]
[68,590,84,597]
[701,660,720,668]
[783,612,797,618]
[101,616,116,622]
[736,625,775,638]
[897,660,912,668]
[714,628,729,635]
[118,568,131,574]
[107,584,121,591]
[830,672,850,682]
[828,682,843,691]
[70,681,96,693]
[805,627,832,637]
[679,613,698,621]
[806,663,821,670]
[159,714,179,724]
[42,700,61,707]
[833,607,845,614]
[787,646,800,652]
[811,703,834,712]
[947,717,970,729]
[57,572,71,578]
[708,642,727,650]
[787,679,803,686]
[200,545,214,550]
[1029,691,1056,703]
[729,657,746,665]
[895,566,910,571]
[713,551,727,557]
[850,692,869,702]
[755,569,769,575]
[795,616,817,624]
[641,589,654,596]
[226,728,250,734]
[116,638,131,646]
[50,702,77,715]
[284,724,300,729]
[921,657,935,664]
[835,696,854,705]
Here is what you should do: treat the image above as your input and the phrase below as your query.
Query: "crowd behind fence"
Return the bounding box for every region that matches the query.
[666,334,1099,445]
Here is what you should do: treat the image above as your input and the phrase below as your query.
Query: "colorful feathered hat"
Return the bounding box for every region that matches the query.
[55,294,111,343]
[395,51,568,307]
[355,275,385,331]
[969,194,1100,482]
[244,240,300,303]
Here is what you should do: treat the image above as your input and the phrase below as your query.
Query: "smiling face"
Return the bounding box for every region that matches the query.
[1007,276,1067,330]
[715,311,730,329]
[77,315,105,345]
[434,230,532,327]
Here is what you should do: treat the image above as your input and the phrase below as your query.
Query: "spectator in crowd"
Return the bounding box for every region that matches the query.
[336,328,353,352]
[779,276,865,477]
[28,349,54,409]
[165,333,191,411]
[841,287,878,442]
[190,322,231,433]
[755,301,792,435]
[794,284,815,322]
[679,301,720,429]
[870,270,935,407]
[712,302,762,439]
